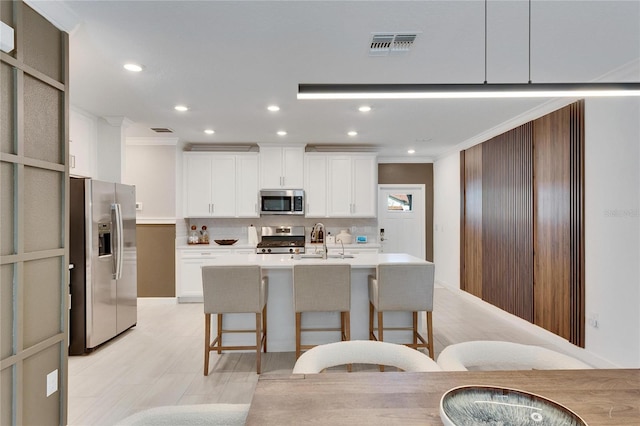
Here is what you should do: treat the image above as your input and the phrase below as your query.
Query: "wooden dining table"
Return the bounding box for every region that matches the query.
[245,369,639,425]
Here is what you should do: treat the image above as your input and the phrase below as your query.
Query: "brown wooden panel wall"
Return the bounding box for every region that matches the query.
[460,101,585,346]
[569,101,585,347]
[481,124,534,322]
[460,145,483,298]
[533,102,585,344]
[137,224,176,297]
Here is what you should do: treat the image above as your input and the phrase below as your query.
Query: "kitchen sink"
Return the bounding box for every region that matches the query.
[297,253,355,259]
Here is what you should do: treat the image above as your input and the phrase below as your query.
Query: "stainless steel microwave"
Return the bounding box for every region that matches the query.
[260,189,304,215]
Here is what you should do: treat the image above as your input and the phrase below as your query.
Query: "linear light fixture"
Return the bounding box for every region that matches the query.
[297,82,640,100]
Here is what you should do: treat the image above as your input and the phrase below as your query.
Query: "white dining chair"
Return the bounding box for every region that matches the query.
[437,340,592,371]
[115,403,250,425]
[292,340,442,374]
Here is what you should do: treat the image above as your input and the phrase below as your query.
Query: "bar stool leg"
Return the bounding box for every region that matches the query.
[377,311,385,372]
[369,302,375,340]
[295,312,302,359]
[412,312,418,347]
[216,313,223,354]
[204,313,211,376]
[255,313,262,374]
[262,304,268,353]
[426,311,434,359]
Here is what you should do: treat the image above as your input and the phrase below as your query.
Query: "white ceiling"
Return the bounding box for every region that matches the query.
[28,1,640,160]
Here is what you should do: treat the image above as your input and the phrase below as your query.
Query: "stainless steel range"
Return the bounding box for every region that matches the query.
[256,226,306,254]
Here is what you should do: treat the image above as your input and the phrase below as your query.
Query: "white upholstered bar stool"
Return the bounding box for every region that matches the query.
[202,265,268,375]
[369,262,435,360]
[292,264,351,360]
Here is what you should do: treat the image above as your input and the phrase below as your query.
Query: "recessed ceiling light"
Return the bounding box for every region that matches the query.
[123,63,144,72]
[267,105,280,112]
[174,105,189,112]
[408,149,416,154]
[204,129,215,135]
[348,131,358,136]
[358,106,371,112]
[277,130,287,136]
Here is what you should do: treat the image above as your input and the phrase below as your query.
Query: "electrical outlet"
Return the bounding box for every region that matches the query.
[135,202,143,211]
[46,370,58,397]
[588,314,599,329]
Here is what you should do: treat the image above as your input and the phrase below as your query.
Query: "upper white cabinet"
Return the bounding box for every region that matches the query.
[183,153,259,218]
[259,146,304,189]
[304,154,328,217]
[69,107,97,178]
[304,152,377,218]
[328,154,377,217]
[236,154,260,217]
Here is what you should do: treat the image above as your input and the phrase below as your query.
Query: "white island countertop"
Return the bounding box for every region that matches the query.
[198,252,430,269]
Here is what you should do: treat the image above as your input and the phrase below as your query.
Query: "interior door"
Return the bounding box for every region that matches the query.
[377,184,425,259]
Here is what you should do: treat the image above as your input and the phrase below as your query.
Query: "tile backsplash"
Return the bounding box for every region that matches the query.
[180,217,378,244]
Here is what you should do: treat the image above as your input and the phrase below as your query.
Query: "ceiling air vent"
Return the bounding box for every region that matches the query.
[369,32,418,56]
[151,127,173,133]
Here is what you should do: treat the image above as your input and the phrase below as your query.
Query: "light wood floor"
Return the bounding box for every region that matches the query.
[67,286,592,425]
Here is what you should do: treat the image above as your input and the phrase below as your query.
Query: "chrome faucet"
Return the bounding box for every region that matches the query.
[313,222,327,259]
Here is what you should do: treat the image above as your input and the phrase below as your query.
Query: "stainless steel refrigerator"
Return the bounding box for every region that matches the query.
[69,178,137,355]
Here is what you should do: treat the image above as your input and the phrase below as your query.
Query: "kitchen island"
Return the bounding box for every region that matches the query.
[196,253,433,353]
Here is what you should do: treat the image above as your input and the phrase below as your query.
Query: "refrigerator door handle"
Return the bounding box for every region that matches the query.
[113,203,124,280]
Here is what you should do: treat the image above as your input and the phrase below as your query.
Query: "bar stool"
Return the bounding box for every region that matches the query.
[202,265,268,374]
[368,262,435,360]
[292,264,351,359]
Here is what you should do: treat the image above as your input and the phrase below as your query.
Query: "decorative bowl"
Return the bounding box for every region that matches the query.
[440,385,587,426]
[214,239,238,245]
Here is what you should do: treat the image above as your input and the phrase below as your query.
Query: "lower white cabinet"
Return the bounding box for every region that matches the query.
[177,250,231,301]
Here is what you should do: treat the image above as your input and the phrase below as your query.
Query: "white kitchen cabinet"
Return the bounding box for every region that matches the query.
[303,154,328,217]
[177,250,231,301]
[183,153,259,218]
[236,155,260,217]
[69,108,97,178]
[259,146,304,189]
[327,154,377,217]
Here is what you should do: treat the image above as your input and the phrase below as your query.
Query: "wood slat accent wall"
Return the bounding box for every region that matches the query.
[460,101,584,346]
[569,101,586,347]
[460,145,483,298]
[482,124,534,322]
[533,101,585,344]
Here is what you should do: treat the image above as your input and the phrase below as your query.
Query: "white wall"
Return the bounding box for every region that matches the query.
[124,138,178,222]
[433,98,640,368]
[584,97,640,367]
[433,152,461,289]
[97,118,124,182]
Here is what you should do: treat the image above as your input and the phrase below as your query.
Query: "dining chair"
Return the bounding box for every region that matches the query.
[115,403,250,425]
[368,262,435,359]
[202,265,268,374]
[293,263,351,359]
[292,340,442,374]
[437,340,592,371]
